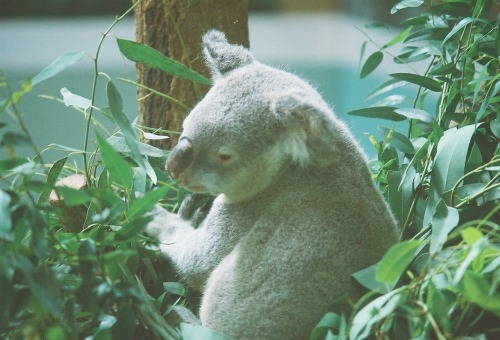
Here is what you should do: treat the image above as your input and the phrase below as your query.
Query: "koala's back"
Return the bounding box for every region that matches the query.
[199,163,398,340]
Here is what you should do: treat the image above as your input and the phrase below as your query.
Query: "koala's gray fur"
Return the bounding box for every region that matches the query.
[146,30,399,340]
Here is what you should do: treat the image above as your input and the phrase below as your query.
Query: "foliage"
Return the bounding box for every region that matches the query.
[313,0,499,339]
[1,0,499,339]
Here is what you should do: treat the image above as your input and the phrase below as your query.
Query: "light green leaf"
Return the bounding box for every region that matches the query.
[352,264,393,294]
[394,108,433,122]
[390,73,442,92]
[391,0,424,14]
[128,186,170,219]
[365,79,407,102]
[350,289,403,339]
[461,227,484,245]
[376,240,423,284]
[54,186,92,206]
[0,158,29,173]
[360,51,383,78]
[310,312,341,340]
[31,51,85,86]
[97,134,133,188]
[379,127,415,154]
[0,190,12,238]
[107,136,165,158]
[383,26,413,48]
[430,199,459,253]
[116,38,211,85]
[462,271,500,316]
[107,80,157,184]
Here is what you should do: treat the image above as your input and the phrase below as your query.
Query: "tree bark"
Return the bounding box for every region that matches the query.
[134,0,249,149]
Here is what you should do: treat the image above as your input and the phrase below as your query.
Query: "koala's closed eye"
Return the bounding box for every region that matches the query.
[215,147,237,164]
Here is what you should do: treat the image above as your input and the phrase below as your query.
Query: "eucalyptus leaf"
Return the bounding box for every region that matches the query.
[347,106,406,121]
[31,51,85,86]
[376,240,423,284]
[430,199,459,254]
[38,157,68,204]
[390,73,442,92]
[117,38,211,85]
[60,87,92,110]
[180,323,233,340]
[97,134,133,188]
[360,51,383,78]
[391,0,424,14]
[0,190,12,238]
[128,186,170,219]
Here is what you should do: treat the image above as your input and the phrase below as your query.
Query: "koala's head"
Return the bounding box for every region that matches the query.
[166,30,336,203]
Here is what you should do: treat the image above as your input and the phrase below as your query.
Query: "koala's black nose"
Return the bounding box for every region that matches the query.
[166,137,195,180]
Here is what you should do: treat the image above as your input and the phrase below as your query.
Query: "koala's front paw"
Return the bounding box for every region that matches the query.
[145,206,176,240]
[178,193,213,228]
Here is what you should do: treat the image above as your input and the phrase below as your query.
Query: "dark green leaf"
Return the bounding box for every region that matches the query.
[442,18,488,46]
[391,0,424,14]
[31,51,85,86]
[428,1,472,16]
[115,216,153,242]
[427,282,451,333]
[310,312,341,340]
[360,51,383,78]
[116,38,211,85]
[429,63,460,76]
[347,106,406,121]
[97,134,133,188]
[496,14,500,55]
[387,169,413,228]
[38,157,68,204]
[405,27,449,43]
[424,125,476,224]
[163,282,185,296]
[0,157,28,173]
[390,73,442,92]
[376,240,423,284]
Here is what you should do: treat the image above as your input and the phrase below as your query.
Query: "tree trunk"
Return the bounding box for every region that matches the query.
[134,0,249,149]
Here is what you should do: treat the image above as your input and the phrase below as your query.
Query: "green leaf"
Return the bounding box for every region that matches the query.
[427,282,451,333]
[387,169,413,228]
[38,157,68,204]
[462,271,500,316]
[180,323,232,340]
[97,134,133,188]
[115,216,153,242]
[352,264,393,294]
[31,51,85,86]
[390,73,442,92]
[391,0,424,14]
[394,108,433,122]
[107,80,157,184]
[496,14,500,56]
[376,240,423,284]
[424,125,476,225]
[116,38,211,85]
[0,157,28,173]
[383,26,413,48]
[54,186,92,206]
[379,127,415,154]
[365,79,407,101]
[347,106,406,121]
[442,18,487,46]
[461,227,484,245]
[310,312,341,340]
[430,199,459,253]
[128,186,170,219]
[350,289,403,339]
[163,282,186,296]
[360,51,383,78]
[107,136,165,158]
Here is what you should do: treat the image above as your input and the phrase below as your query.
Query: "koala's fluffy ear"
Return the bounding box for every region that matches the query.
[271,92,330,166]
[202,30,254,79]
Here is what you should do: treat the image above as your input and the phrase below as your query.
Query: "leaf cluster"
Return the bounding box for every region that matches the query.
[314,0,500,339]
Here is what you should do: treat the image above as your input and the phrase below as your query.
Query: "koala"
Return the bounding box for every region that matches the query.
[146,30,399,340]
